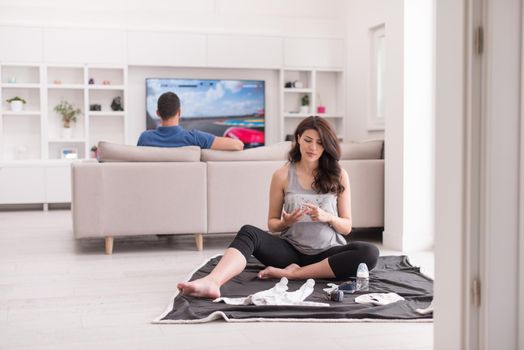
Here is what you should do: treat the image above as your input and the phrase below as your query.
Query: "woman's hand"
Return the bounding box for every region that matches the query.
[303,203,333,223]
[282,208,304,227]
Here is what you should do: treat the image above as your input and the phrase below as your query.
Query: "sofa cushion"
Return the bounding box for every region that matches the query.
[201,141,291,161]
[97,141,201,162]
[340,140,384,160]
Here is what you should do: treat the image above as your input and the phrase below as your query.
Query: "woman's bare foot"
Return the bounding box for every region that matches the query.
[177,276,221,299]
[258,263,300,279]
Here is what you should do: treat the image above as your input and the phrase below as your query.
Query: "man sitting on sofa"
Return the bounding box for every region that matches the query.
[138,92,244,151]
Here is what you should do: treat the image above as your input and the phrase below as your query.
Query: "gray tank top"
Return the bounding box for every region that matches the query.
[280,163,346,255]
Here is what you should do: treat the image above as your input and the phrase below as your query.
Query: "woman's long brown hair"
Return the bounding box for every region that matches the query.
[288,116,344,194]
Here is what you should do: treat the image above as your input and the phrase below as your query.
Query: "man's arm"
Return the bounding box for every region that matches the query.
[211,136,244,151]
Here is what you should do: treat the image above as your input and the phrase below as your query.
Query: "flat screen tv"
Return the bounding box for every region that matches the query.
[146,78,265,148]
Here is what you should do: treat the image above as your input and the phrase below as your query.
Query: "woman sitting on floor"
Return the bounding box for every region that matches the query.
[178,116,379,299]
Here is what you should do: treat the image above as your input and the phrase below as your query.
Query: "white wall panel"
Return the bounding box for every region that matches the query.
[43,28,127,64]
[45,165,71,203]
[207,35,282,68]
[127,31,206,67]
[0,166,45,204]
[0,1,344,38]
[217,0,345,19]
[0,26,43,62]
[284,38,345,68]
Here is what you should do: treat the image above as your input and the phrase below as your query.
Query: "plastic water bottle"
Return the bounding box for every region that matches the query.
[356,263,369,291]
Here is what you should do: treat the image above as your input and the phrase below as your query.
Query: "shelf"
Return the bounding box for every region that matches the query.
[283,113,344,118]
[283,88,313,93]
[47,84,85,90]
[281,68,344,142]
[0,63,125,204]
[2,110,41,116]
[88,85,125,90]
[1,83,40,89]
[316,114,344,118]
[48,139,86,143]
[283,113,312,118]
[0,159,78,166]
[88,111,125,117]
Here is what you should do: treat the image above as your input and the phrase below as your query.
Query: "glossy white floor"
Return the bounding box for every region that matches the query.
[0,210,434,350]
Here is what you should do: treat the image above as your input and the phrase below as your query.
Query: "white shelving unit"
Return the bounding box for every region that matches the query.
[280,68,345,141]
[45,64,127,161]
[0,63,127,205]
[0,63,43,161]
[86,67,127,151]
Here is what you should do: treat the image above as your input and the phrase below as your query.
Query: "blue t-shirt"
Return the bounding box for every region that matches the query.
[137,126,215,149]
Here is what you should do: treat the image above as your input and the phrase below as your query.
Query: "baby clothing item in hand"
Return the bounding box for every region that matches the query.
[355,293,405,306]
[214,277,329,307]
[285,194,335,223]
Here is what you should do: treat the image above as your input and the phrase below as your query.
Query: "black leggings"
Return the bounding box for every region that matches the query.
[229,225,379,279]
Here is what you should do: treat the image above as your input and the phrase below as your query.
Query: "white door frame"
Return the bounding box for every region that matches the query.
[436,0,523,349]
[434,0,483,348]
[480,0,521,348]
[464,0,484,348]
[519,2,524,347]
[434,0,469,348]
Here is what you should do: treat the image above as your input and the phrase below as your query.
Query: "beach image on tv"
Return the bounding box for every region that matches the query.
[146,78,265,148]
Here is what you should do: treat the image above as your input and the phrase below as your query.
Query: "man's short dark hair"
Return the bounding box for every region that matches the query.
[157,92,180,120]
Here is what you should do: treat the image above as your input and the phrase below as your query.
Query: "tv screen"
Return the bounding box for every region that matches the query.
[146,78,265,148]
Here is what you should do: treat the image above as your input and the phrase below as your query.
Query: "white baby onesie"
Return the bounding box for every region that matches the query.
[214,277,329,307]
[355,293,405,306]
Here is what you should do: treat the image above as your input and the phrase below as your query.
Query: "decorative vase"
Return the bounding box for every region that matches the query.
[299,105,309,114]
[62,127,73,139]
[10,101,23,112]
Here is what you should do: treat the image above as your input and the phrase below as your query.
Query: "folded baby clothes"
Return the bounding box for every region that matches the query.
[214,277,329,307]
[355,293,405,306]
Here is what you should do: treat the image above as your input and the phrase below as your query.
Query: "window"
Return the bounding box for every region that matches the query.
[369,24,386,130]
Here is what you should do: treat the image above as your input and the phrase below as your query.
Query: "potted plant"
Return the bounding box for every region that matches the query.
[300,94,310,114]
[6,96,26,112]
[54,100,81,139]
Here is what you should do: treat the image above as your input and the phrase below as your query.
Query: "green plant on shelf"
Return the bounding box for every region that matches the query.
[301,94,310,106]
[54,100,81,128]
[5,96,26,104]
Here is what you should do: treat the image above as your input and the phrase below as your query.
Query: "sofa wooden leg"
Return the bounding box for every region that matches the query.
[105,236,114,255]
[195,233,203,251]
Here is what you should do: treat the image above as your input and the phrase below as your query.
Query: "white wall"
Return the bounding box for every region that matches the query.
[382,1,405,251]
[434,0,466,348]
[0,0,346,38]
[345,0,387,141]
[347,0,434,252]
[402,0,434,251]
[0,1,347,145]
[127,67,280,145]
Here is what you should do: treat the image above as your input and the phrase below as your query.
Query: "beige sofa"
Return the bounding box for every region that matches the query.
[72,140,384,254]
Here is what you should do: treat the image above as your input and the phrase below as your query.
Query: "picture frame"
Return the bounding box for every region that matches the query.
[60,147,78,160]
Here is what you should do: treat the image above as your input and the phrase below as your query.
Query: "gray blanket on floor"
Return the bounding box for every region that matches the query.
[154,255,433,323]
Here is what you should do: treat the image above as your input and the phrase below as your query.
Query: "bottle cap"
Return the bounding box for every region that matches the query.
[356,263,369,278]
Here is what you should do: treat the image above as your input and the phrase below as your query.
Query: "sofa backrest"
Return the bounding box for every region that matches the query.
[201,141,291,161]
[97,139,384,163]
[97,141,201,162]
[202,140,384,162]
[340,140,384,160]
